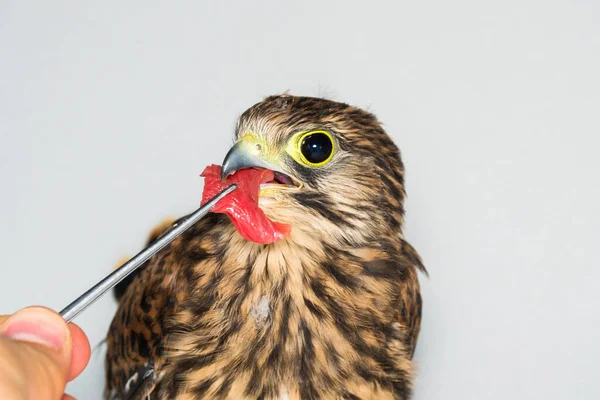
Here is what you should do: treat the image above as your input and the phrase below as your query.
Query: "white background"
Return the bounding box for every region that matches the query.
[1,1,599,399]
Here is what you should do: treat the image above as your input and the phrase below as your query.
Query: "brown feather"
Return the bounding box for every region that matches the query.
[105,95,426,399]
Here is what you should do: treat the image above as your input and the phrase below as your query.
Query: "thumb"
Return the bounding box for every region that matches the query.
[0,306,73,400]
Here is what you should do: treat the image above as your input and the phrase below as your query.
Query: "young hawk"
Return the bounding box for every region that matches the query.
[105,95,426,400]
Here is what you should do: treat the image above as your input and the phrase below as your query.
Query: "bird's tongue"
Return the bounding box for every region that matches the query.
[200,164,291,244]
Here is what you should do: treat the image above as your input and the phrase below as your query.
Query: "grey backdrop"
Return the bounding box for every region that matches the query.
[1,1,599,399]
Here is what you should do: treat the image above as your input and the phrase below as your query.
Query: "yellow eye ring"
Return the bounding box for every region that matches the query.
[286,130,335,167]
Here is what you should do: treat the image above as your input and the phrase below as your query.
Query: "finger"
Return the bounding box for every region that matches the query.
[66,322,91,381]
[1,310,92,382]
[62,393,76,400]
[0,306,73,399]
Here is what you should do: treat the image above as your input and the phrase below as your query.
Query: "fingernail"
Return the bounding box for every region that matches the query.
[0,307,68,349]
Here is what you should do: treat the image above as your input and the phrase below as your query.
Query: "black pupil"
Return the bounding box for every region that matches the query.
[300,133,333,164]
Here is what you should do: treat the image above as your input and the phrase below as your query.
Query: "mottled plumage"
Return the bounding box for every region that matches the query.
[105,95,426,399]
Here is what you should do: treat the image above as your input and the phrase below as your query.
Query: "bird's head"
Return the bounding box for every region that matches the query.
[221,95,406,246]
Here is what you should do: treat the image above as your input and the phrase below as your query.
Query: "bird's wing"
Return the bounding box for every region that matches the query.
[397,238,427,357]
[105,244,175,399]
[105,215,215,399]
[351,239,426,357]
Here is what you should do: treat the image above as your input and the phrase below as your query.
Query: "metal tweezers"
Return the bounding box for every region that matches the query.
[60,184,237,322]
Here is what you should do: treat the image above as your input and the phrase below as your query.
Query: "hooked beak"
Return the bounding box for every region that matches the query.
[221,137,280,180]
[220,136,303,191]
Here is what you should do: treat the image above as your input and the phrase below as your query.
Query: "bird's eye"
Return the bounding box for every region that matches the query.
[285,130,336,167]
[288,130,335,167]
[300,132,333,165]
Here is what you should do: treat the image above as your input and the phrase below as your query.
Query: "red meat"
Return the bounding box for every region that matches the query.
[200,165,291,244]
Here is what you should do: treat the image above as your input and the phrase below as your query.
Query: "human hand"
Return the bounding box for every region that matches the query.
[0,306,91,400]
